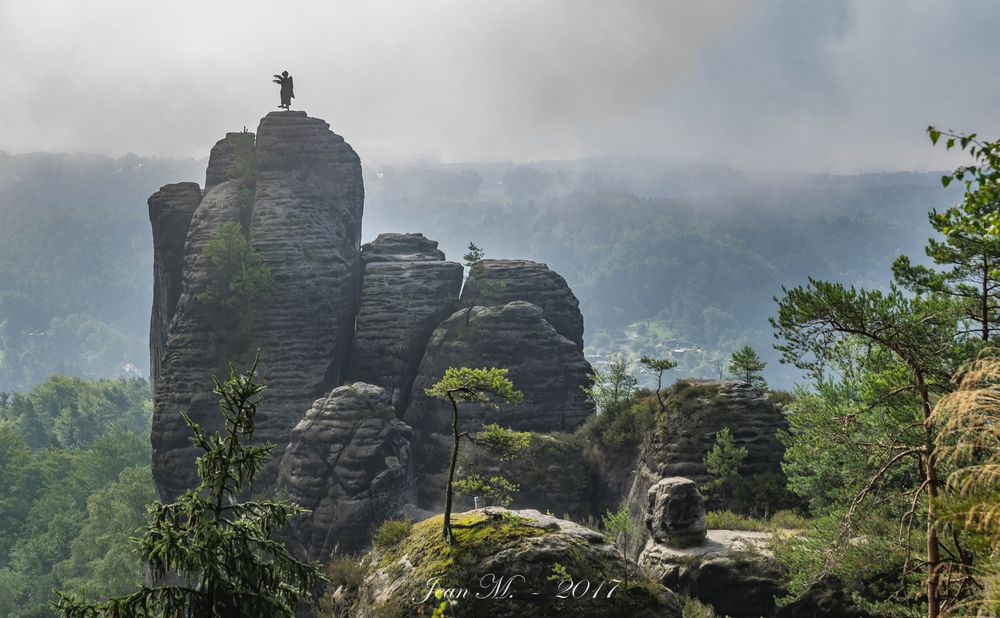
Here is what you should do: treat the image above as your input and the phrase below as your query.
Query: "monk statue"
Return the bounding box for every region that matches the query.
[272,71,294,110]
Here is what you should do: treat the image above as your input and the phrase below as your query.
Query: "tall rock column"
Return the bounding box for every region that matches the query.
[347,233,463,414]
[247,112,364,482]
[152,134,254,500]
[148,182,201,391]
[151,113,363,500]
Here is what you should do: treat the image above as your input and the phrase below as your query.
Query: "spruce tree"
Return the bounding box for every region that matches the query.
[53,353,322,617]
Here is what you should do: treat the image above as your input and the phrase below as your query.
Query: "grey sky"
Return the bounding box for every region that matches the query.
[0,0,997,172]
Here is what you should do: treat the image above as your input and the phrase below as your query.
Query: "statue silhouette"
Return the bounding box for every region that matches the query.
[272,71,294,110]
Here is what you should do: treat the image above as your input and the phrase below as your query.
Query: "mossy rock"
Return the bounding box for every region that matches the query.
[325,508,680,618]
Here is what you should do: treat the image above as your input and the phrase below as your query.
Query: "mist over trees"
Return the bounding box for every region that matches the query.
[0,151,960,393]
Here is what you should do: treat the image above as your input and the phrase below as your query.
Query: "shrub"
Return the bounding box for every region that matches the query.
[325,554,365,589]
[704,510,770,532]
[681,596,719,618]
[371,518,412,549]
[770,509,810,530]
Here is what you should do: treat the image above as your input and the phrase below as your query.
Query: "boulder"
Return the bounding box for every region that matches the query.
[777,577,872,618]
[403,301,594,508]
[645,477,707,548]
[348,233,462,413]
[461,259,585,349]
[639,530,784,618]
[327,508,681,618]
[278,382,413,560]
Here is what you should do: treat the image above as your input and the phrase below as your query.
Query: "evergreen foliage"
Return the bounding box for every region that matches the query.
[702,427,752,513]
[728,345,766,389]
[600,505,636,559]
[425,367,524,543]
[639,355,676,412]
[53,354,322,617]
[197,222,274,315]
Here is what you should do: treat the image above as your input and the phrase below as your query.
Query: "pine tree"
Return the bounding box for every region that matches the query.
[728,345,766,388]
[892,210,1000,341]
[639,356,676,412]
[425,367,524,544]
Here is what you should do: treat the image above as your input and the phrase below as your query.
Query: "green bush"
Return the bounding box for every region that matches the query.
[681,596,719,618]
[581,399,656,449]
[770,509,810,530]
[371,518,412,549]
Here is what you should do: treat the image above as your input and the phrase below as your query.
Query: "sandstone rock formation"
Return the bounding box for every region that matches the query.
[461,259,585,349]
[148,181,201,391]
[646,380,787,486]
[204,132,255,191]
[278,383,412,560]
[328,508,682,618]
[639,529,784,618]
[645,477,708,548]
[149,112,598,543]
[622,379,788,551]
[403,301,593,507]
[247,112,364,480]
[348,233,462,413]
[406,302,592,435]
[151,177,252,499]
[359,232,446,264]
[151,111,363,500]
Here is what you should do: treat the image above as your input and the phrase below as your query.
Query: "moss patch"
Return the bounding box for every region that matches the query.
[338,510,680,618]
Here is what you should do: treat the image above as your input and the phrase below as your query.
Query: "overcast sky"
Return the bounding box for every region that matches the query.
[1,0,998,172]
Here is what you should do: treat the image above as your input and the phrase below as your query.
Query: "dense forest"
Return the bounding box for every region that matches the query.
[0,376,152,615]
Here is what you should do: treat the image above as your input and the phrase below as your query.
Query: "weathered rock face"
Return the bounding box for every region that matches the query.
[621,379,788,546]
[360,232,446,264]
[151,179,250,500]
[247,112,364,483]
[148,181,201,391]
[348,234,462,413]
[648,380,787,486]
[461,259,585,349]
[204,132,255,191]
[151,112,364,500]
[645,477,707,548]
[328,508,682,618]
[639,530,785,618]
[278,383,412,560]
[776,577,872,618]
[403,301,594,508]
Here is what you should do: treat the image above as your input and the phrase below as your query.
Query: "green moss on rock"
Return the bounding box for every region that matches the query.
[324,508,680,618]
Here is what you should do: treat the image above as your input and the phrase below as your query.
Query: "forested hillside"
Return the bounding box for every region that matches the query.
[365,164,959,387]
[0,152,202,390]
[0,152,958,391]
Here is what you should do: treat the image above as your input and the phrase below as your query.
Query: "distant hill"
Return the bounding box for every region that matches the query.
[0,151,203,390]
[0,151,958,391]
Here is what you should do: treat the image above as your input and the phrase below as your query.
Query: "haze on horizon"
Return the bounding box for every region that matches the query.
[1,0,999,173]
